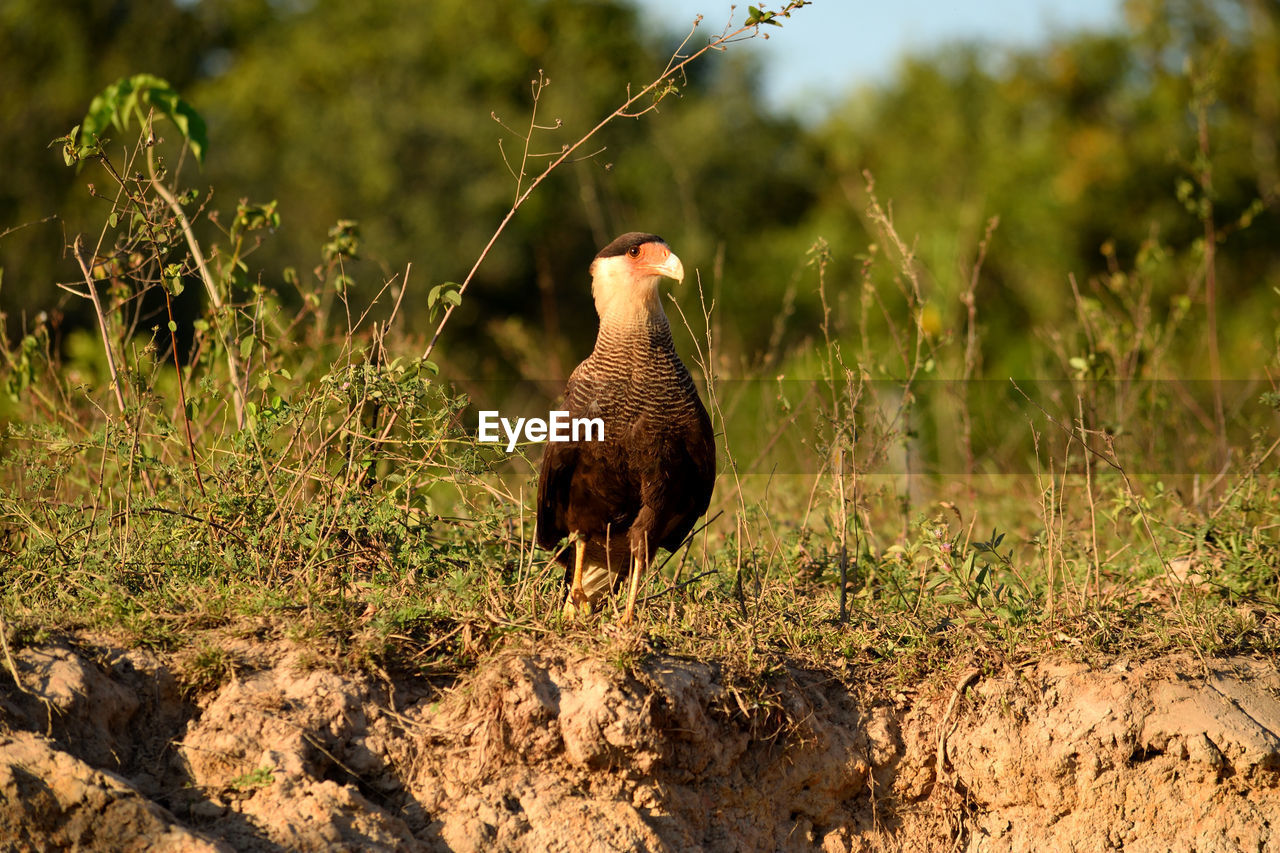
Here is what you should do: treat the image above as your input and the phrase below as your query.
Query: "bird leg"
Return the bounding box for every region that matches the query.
[564,536,590,618]
[619,536,648,625]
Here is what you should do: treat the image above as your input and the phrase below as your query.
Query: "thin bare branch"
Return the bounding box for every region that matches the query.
[419,3,805,363]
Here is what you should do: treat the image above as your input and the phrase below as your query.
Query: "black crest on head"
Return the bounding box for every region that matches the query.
[595,232,665,260]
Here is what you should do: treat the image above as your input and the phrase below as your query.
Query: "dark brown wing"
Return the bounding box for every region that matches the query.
[650,398,716,551]
[535,437,576,552]
[536,366,643,553]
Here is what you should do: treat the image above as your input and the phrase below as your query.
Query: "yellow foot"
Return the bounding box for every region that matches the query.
[563,536,591,619]
[563,588,592,619]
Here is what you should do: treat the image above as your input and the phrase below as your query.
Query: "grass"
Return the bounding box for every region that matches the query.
[2,53,1279,703]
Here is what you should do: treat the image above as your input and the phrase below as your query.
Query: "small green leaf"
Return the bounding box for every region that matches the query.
[79,74,208,165]
[52,125,103,166]
[232,200,280,238]
[429,282,461,313]
[168,320,178,332]
[746,5,781,26]
[239,336,254,360]
[163,263,185,296]
[321,220,360,263]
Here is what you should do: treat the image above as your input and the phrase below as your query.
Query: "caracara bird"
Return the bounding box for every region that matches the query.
[536,233,716,622]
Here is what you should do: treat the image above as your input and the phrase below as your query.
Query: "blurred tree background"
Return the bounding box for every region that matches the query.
[1,0,1277,384]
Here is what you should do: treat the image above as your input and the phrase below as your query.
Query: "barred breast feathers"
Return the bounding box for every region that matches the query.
[565,310,703,426]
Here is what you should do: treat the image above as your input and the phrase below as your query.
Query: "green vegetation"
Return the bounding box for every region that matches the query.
[229,767,276,792]
[0,0,1277,690]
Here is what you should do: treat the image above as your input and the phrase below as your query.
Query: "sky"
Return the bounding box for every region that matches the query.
[635,0,1126,118]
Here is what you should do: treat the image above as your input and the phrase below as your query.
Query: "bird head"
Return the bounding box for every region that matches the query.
[589,232,684,319]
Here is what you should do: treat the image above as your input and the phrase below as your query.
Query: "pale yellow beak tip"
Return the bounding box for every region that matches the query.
[665,253,685,284]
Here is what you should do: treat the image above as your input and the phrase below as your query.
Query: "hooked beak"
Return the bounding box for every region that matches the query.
[646,250,684,284]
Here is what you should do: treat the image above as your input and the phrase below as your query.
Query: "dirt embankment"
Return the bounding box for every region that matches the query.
[0,633,1277,851]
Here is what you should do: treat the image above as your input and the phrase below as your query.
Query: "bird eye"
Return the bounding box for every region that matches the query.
[627,246,642,258]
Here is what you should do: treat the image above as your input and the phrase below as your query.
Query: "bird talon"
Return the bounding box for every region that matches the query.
[568,588,592,616]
